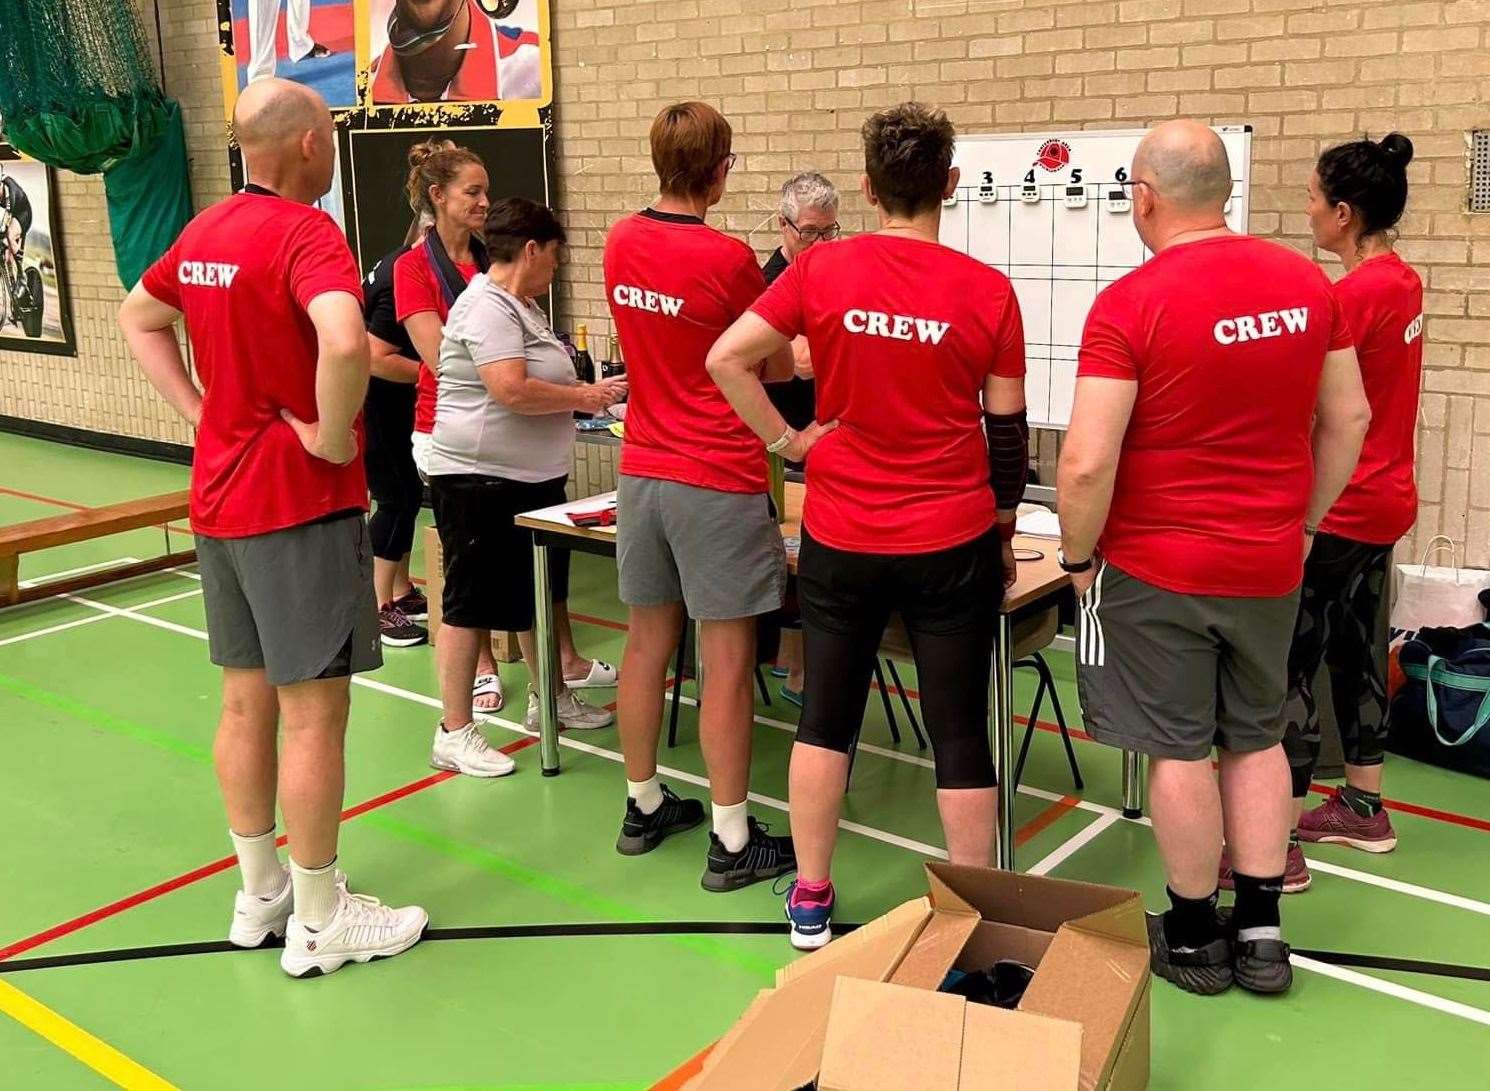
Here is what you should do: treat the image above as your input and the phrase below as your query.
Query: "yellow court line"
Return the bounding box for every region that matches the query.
[0,978,179,1090]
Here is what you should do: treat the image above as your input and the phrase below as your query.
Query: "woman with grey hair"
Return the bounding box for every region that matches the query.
[762,171,839,707]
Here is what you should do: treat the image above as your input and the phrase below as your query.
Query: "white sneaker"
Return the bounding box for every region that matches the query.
[565,658,619,689]
[430,722,516,777]
[526,687,614,732]
[280,890,429,978]
[228,866,349,948]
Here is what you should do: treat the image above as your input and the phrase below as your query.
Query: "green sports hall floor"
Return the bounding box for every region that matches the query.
[1,430,1487,1091]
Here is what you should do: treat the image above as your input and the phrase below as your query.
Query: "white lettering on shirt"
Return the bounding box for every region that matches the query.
[842,308,952,345]
[612,283,683,316]
[178,261,240,288]
[1213,307,1309,345]
[1404,313,1424,344]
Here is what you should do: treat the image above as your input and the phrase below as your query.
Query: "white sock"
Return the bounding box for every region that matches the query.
[229,828,283,898]
[1237,925,1283,944]
[628,776,663,815]
[290,857,341,931]
[712,800,750,854]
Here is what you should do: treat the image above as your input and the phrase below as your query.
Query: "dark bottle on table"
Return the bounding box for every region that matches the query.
[573,324,595,419]
[601,333,627,402]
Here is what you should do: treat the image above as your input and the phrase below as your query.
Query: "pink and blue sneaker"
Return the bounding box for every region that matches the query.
[784,878,834,951]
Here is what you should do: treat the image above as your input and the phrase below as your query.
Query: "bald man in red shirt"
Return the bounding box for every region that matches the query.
[120,78,427,980]
[1059,121,1370,999]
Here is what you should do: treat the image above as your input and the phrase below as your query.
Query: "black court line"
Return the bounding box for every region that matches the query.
[2,926,1486,985]
[0,921,858,974]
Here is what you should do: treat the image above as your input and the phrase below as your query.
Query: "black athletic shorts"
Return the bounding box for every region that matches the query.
[428,473,572,632]
[796,525,1003,789]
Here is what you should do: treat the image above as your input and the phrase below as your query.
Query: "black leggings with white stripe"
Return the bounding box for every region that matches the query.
[794,526,1003,789]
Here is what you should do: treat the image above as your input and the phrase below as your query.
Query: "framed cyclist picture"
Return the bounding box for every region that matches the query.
[0,144,75,357]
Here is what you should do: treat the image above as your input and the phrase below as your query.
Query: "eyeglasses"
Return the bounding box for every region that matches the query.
[1117,177,1158,196]
[723,153,737,173]
[783,216,842,243]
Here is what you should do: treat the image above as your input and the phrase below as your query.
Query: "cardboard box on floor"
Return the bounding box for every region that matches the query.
[422,525,521,661]
[687,863,1150,1091]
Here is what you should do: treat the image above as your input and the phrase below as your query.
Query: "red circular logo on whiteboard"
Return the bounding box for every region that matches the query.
[1035,139,1071,172]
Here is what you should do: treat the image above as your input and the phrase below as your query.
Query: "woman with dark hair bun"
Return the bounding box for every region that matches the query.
[1262,133,1424,892]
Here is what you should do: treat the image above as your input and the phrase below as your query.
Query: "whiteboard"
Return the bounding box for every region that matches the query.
[939,126,1252,428]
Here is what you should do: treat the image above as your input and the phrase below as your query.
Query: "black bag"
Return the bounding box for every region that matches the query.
[1387,620,1490,778]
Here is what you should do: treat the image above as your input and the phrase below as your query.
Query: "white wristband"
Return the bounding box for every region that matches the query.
[765,428,795,455]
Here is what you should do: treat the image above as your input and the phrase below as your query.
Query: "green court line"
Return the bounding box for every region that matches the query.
[0,662,783,984]
[361,812,783,981]
[0,672,211,765]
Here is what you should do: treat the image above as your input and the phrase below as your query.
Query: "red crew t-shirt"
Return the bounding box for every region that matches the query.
[604,209,769,494]
[141,190,367,539]
[394,245,479,434]
[1319,252,1423,545]
[751,233,1025,554]
[1078,234,1353,598]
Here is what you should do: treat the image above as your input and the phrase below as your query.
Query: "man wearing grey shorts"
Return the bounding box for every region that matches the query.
[603,102,798,892]
[120,78,426,979]
[1058,122,1369,998]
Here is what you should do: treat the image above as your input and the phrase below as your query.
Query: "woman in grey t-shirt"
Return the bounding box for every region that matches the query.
[427,198,628,777]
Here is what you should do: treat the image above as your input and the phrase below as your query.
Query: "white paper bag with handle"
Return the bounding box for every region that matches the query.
[1392,536,1490,641]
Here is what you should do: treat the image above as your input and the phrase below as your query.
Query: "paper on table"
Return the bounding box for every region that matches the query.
[1016,504,1061,538]
[521,491,619,529]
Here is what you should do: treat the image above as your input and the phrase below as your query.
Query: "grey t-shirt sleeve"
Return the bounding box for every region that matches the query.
[461,291,528,368]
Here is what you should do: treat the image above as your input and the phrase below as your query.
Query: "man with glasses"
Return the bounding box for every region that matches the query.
[1058,120,1369,998]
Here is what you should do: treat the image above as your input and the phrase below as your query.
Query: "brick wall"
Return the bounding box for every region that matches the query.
[550,0,1490,565]
[2,0,1486,565]
[0,0,230,447]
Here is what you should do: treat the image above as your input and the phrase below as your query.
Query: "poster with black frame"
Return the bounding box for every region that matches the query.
[0,144,75,356]
[216,0,555,313]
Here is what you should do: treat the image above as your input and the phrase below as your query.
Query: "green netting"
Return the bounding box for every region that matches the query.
[0,0,193,284]
[0,0,161,171]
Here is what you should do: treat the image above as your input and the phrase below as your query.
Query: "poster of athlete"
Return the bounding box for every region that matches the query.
[366,0,546,106]
[0,145,75,356]
[222,0,358,109]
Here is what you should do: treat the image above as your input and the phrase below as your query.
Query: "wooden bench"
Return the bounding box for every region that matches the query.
[0,490,195,607]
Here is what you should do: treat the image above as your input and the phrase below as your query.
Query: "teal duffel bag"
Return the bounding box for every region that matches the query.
[1387,621,1490,778]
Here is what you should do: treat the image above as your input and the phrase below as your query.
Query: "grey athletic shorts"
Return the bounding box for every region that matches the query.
[616,474,786,621]
[196,512,382,687]
[1075,561,1300,761]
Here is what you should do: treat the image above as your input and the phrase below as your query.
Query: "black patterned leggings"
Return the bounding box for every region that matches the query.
[1281,532,1394,798]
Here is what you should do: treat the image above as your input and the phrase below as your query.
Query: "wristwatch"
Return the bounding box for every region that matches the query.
[1057,549,1094,574]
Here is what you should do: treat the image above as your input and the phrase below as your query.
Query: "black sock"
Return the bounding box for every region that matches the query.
[1163,887,1221,950]
[1339,785,1382,818]
[1232,872,1283,935]
[1287,831,1300,850]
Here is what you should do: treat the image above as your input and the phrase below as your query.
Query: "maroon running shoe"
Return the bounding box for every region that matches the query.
[1297,791,1397,853]
[1218,843,1311,894]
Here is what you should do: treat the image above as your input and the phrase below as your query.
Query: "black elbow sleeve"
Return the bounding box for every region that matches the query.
[985,409,1029,513]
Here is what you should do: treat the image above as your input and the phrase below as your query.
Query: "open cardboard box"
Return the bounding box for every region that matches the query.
[687,863,1149,1091]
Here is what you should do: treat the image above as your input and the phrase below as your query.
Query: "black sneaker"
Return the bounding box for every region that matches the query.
[1216,906,1293,995]
[378,605,428,648]
[1145,912,1233,996]
[391,587,429,622]
[616,785,705,856]
[702,817,796,893]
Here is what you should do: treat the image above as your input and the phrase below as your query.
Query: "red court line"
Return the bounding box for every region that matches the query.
[650,1043,715,1090]
[570,611,629,633]
[1015,794,1080,847]
[0,735,537,963]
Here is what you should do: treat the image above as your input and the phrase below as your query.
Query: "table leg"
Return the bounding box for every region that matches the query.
[533,541,560,776]
[1122,749,1144,818]
[992,613,1016,870]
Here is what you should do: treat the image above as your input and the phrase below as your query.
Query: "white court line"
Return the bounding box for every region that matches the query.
[1028,813,1122,876]
[1294,955,1490,1028]
[17,557,142,588]
[31,593,1490,918]
[36,593,1490,1028]
[0,588,203,649]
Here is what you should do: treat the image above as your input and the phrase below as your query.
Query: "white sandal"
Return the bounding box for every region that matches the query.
[472,673,505,712]
[565,659,619,690]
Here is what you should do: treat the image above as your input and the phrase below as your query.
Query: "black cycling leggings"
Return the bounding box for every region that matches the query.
[795,526,1003,789]
[1280,531,1393,798]
[363,378,424,561]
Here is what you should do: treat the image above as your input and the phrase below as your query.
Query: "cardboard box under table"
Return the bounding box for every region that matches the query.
[689,863,1149,1091]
